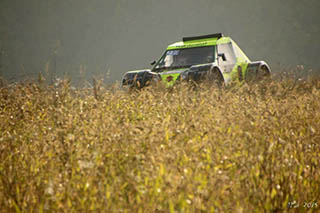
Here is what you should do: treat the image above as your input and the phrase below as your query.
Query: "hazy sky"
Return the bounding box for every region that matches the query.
[0,0,319,83]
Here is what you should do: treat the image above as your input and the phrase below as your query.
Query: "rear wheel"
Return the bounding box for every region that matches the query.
[257,65,271,81]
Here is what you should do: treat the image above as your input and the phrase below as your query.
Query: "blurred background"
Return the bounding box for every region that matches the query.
[0,0,319,84]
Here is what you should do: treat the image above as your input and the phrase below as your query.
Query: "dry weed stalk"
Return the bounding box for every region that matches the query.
[0,74,319,212]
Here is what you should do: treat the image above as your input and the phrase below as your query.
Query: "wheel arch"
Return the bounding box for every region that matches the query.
[245,61,271,81]
[210,65,226,84]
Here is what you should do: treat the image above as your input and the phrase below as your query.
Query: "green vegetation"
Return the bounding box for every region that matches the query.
[0,76,319,212]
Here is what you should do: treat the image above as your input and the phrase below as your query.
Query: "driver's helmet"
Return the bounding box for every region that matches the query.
[164,55,174,67]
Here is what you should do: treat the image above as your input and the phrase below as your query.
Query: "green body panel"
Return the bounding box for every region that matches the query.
[231,40,250,63]
[217,37,232,45]
[167,37,231,50]
[230,61,249,81]
[229,40,251,81]
[220,60,249,83]
[160,73,181,87]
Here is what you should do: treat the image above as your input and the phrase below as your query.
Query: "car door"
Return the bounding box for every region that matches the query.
[217,43,237,74]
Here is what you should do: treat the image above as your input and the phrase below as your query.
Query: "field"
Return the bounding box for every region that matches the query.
[0,74,319,212]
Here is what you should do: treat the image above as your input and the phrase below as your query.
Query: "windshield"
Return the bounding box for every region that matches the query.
[154,46,215,71]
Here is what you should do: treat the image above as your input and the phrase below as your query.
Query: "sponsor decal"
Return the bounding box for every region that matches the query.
[166,76,173,82]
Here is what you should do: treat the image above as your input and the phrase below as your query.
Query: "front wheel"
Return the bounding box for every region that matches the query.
[206,67,224,87]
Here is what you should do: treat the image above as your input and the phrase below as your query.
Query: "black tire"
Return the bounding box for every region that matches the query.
[207,67,224,87]
[257,65,271,81]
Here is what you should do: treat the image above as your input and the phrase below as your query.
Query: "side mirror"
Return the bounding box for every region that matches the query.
[218,53,226,61]
[150,60,156,66]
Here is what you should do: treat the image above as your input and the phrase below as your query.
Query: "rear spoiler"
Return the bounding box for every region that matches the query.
[183,33,224,42]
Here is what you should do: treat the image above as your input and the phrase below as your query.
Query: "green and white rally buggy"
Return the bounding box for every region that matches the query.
[121,33,271,88]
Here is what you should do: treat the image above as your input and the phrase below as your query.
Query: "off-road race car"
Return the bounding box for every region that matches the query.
[121,33,271,88]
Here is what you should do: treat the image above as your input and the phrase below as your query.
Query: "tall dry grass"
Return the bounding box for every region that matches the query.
[0,74,319,212]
